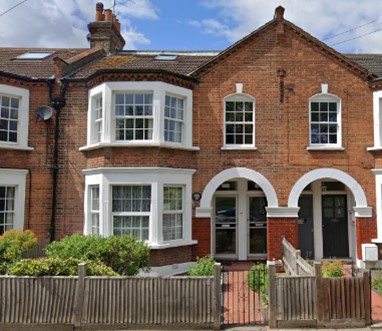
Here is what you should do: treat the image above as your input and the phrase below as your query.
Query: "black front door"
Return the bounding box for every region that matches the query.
[298,195,314,258]
[322,195,348,258]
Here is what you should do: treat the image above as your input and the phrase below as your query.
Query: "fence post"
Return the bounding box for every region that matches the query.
[73,262,86,328]
[213,263,221,331]
[268,262,277,328]
[364,270,371,326]
[315,262,324,327]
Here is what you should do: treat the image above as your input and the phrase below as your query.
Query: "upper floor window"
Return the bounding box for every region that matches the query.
[309,93,341,148]
[82,82,194,151]
[0,169,28,234]
[165,95,184,143]
[370,90,382,150]
[94,96,102,143]
[0,85,31,150]
[224,93,255,149]
[115,93,153,141]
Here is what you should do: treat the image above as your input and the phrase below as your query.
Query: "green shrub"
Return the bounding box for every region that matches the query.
[0,229,38,274]
[247,263,268,307]
[372,271,382,295]
[45,234,150,276]
[187,255,216,276]
[8,257,118,276]
[322,260,343,277]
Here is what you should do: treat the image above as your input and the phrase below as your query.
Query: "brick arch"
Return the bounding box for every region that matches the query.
[288,168,370,215]
[195,167,278,218]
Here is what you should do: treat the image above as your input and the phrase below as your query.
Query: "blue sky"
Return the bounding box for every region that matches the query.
[0,0,382,53]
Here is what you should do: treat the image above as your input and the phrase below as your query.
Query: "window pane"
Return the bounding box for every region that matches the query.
[115,93,153,141]
[310,99,339,145]
[225,98,254,145]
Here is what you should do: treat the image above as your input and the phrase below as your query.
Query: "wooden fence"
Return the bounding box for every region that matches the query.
[269,237,371,328]
[0,263,222,330]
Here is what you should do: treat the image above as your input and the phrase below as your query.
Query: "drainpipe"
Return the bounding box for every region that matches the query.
[48,78,68,242]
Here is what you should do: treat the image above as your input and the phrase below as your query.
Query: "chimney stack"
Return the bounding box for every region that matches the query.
[87,2,125,53]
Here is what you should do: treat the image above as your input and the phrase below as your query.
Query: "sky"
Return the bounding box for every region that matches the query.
[0,0,382,53]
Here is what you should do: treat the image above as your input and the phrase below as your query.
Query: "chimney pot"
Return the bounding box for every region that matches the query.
[274,6,285,22]
[95,2,104,21]
[105,9,112,21]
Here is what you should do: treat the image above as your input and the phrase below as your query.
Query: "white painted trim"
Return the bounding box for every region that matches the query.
[0,168,28,230]
[196,167,278,218]
[83,167,195,248]
[223,93,256,149]
[372,169,382,241]
[373,90,382,148]
[288,168,368,208]
[309,93,342,148]
[307,146,344,151]
[353,207,373,218]
[266,207,300,218]
[80,142,200,151]
[84,82,193,150]
[0,85,30,150]
[221,146,258,151]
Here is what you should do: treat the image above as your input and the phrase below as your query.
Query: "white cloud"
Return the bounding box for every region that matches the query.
[197,0,382,53]
[0,0,158,49]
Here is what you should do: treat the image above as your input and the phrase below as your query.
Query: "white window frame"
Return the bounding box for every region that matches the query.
[222,93,256,150]
[164,94,185,144]
[89,185,100,235]
[81,82,196,151]
[163,185,184,242]
[308,93,343,150]
[111,185,151,240]
[368,90,382,151]
[0,169,28,232]
[0,85,32,150]
[83,167,196,249]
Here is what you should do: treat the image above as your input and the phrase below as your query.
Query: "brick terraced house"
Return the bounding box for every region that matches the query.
[2,3,382,274]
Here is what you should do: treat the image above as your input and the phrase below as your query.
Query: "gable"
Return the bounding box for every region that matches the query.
[191,6,376,82]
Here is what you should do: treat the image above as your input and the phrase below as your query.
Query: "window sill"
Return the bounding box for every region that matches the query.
[0,144,34,151]
[148,240,198,250]
[80,142,200,152]
[367,147,382,152]
[221,146,258,151]
[307,146,344,151]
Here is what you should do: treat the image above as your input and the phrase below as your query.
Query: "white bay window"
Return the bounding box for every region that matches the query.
[81,82,195,151]
[83,167,196,248]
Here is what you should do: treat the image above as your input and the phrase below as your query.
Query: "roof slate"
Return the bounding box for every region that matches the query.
[0,48,89,79]
[69,52,218,79]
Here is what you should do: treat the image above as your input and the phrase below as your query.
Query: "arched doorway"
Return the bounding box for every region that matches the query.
[289,168,371,260]
[196,167,277,260]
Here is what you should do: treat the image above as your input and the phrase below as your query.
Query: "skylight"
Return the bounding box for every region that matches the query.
[16,51,55,60]
[154,54,177,61]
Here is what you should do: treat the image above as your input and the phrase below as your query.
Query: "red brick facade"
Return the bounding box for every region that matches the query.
[1,4,381,270]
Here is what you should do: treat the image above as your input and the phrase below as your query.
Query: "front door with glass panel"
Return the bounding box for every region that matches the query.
[214,180,267,260]
[248,196,267,257]
[215,196,237,257]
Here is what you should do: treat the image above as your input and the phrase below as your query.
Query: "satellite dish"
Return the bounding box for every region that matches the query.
[35,106,53,121]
